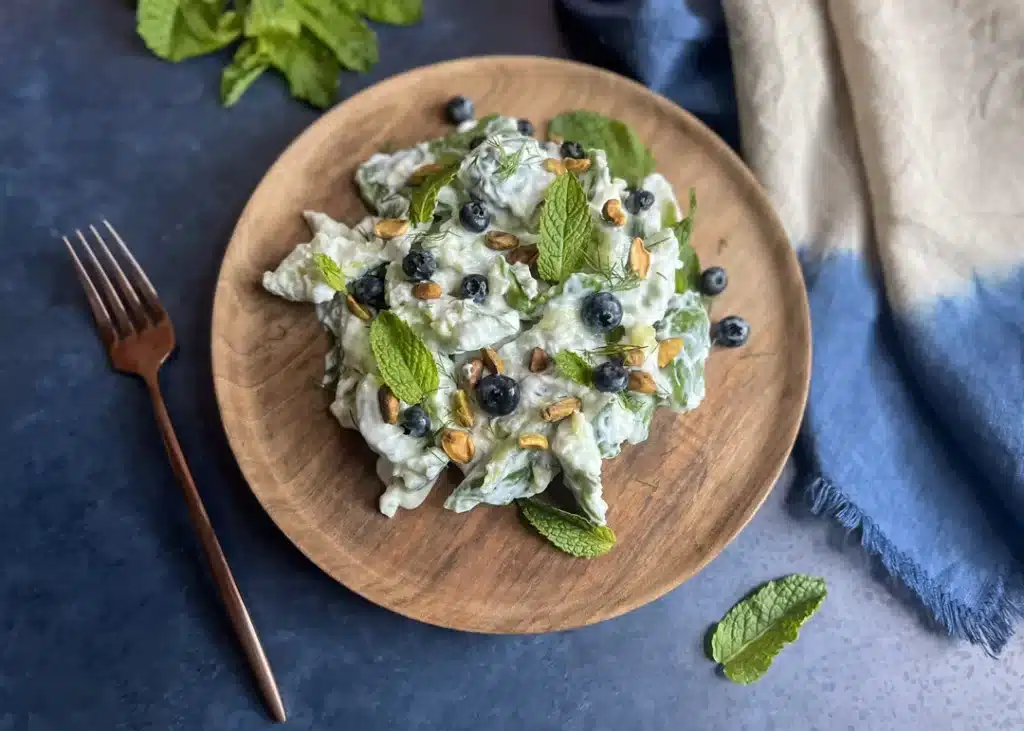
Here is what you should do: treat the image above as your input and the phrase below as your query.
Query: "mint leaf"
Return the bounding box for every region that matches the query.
[674,188,700,294]
[244,0,301,37]
[505,276,533,313]
[140,0,426,108]
[554,351,592,387]
[537,173,592,283]
[494,258,535,313]
[369,311,439,404]
[220,38,269,107]
[548,111,655,187]
[348,0,423,25]
[294,0,378,72]
[312,253,347,293]
[711,574,827,684]
[409,165,458,224]
[661,198,679,228]
[517,498,615,558]
[137,0,241,62]
[265,30,340,109]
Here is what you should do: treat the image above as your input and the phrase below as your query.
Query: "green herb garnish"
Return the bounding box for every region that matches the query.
[605,325,626,343]
[409,164,458,224]
[674,187,700,294]
[617,391,650,413]
[517,498,616,558]
[553,351,592,386]
[368,311,439,404]
[583,247,643,293]
[312,252,346,292]
[487,138,542,182]
[137,0,242,62]
[137,0,423,109]
[433,114,500,151]
[548,110,655,187]
[583,343,645,361]
[537,173,593,283]
[348,0,423,25]
[220,38,271,107]
[710,574,827,684]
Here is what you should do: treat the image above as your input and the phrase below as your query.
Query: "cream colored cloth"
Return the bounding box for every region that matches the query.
[722,0,1024,308]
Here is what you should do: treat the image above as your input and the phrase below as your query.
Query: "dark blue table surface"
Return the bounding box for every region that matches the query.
[2,2,1022,730]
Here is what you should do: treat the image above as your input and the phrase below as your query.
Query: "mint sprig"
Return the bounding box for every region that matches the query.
[517,498,616,558]
[710,574,827,684]
[369,311,439,405]
[137,0,424,108]
[537,173,592,283]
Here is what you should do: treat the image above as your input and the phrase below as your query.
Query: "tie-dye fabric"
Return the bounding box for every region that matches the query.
[558,0,1024,650]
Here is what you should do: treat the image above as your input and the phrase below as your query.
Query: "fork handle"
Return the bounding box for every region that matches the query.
[144,375,287,723]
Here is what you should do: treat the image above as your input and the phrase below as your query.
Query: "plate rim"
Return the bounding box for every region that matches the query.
[210,54,811,633]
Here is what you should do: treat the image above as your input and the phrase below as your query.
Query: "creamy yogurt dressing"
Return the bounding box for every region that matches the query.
[262,115,711,525]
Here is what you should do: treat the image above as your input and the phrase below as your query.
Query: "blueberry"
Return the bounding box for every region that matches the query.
[714,315,750,348]
[350,274,387,310]
[624,189,655,214]
[699,266,728,296]
[517,118,535,136]
[580,291,623,333]
[402,249,436,282]
[367,262,389,280]
[445,95,474,125]
[476,374,520,416]
[560,140,585,159]
[459,274,488,303]
[459,200,491,233]
[593,361,629,393]
[400,405,431,437]
[469,135,486,150]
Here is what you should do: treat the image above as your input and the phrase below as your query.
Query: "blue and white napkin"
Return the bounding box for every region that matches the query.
[558,0,1024,651]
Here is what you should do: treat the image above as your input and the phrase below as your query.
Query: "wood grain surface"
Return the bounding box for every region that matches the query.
[211,57,810,634]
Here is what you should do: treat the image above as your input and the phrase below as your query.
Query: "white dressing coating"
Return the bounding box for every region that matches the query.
[445,438,557,513]
[654,290,712,411]
[261,116,713,522]
[353,374,450,517]
[262,215,387,304]
[385,226,526,353]
[634,174,680,237]
[552,411,608,524]
[458,134,555,225]
[592,392,656,459]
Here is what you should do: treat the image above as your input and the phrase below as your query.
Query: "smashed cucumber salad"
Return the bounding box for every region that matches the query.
[262,100,750,558]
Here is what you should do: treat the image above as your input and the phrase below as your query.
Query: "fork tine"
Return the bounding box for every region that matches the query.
[102,220,165,318]
[63,236,119,347]
[89,224,149,325]
[75,229,135,336]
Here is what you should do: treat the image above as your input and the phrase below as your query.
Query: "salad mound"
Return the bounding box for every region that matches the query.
[262,107,747,558]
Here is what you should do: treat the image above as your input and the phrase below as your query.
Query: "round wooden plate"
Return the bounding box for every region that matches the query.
[212,56,810,634]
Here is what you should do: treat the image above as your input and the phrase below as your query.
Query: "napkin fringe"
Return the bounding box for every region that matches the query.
[805,474,1023,655]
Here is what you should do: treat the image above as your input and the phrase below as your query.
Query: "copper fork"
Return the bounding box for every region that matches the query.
[63,222,286,723]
